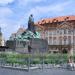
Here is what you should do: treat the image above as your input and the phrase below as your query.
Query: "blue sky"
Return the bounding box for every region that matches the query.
[0,0,75,40]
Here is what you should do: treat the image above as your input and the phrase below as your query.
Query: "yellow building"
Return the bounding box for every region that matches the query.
[0,27,4,46]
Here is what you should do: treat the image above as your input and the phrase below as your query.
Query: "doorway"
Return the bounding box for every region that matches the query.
[62,48,68,54]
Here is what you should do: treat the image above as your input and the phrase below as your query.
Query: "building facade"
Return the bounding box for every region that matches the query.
[10,27,25,40]
[0,27,5,46]
[36,16,75,54]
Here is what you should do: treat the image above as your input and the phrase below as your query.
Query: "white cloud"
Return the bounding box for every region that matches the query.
[0,20,20,40]
[31,0,45,2]
[0,0,14,5]
[18,0,44,3]
[0,23,7,28]
[0,7,13,18]
[18,0,45,6]
[25,1,73,19]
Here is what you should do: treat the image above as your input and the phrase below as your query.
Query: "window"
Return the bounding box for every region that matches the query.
[57,29,62,35]
[64,29,66,34]
[68,30,71,34]
[53,37,56,45]
[68,30,73,34]
[60,30,62,34]
[73,36,75,45]
[59,37,62,45]
[49,37,52,45]
[64,36,67,45]
[49,31,52,35]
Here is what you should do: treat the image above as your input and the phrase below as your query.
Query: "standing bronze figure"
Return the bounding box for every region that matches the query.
[28,14,36,34]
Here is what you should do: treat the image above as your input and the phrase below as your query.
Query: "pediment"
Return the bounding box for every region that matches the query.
[57,21,73,29]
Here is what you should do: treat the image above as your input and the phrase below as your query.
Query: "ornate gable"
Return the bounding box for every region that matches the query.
[57,21,73,29]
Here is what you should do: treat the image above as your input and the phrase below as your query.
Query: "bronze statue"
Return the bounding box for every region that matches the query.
[28,14,36,34]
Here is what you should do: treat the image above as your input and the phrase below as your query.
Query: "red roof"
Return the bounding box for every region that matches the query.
[37,15,75,25]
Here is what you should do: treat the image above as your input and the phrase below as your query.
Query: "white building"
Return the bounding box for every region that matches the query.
[36,15,75,54]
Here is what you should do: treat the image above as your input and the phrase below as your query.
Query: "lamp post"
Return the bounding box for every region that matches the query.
[28,37,32,71]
